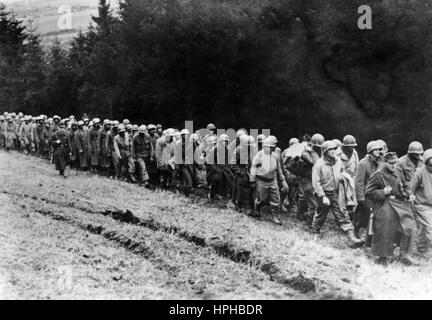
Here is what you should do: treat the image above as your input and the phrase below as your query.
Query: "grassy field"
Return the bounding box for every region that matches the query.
[1,150,432,299]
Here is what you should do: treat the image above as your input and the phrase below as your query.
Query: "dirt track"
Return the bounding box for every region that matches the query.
[1,150,432,299]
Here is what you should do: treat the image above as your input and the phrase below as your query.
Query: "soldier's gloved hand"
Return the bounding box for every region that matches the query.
[409,195,416,203]
[322,196,330,206]
[384,186,392,195]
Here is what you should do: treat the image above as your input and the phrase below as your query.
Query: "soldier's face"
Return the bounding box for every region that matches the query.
[409,153,422,161]
[371,149,381,158]
[385,159,397,171]
[327,148,337,158]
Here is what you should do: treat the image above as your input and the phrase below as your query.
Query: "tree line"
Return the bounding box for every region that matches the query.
[1,0,431,154]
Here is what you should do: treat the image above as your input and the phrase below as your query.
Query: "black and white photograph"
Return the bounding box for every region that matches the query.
[1,0,432,302]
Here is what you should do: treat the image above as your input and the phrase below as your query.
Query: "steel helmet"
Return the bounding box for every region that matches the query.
[207,123,216,130]
[83,118,89,122]
[48,117,53,122]
[117,124,126,133]
[257,134,266,143]
[6,115,12,121]
[207,136,218,145]
[18,112,23,117]
[147,124,156,130]
[93,118,101,124]
[247,135,256,146]
[269,135,278,145]
[125,124,133,131]
[157,124,163,129]
[423,149,432,163]
[263,137,276,148]
[342,135,357,147]
[333,139,342,148]
[219,134,229,142]
[166,128,176,137]
[103,119,111,125]
[180,129,190,135]
[376,139,388,152]
[236,129,246,138]
[111,120,120,127]
[311,133,325,147]
[11,112,16,117]
[138,125,147,133]
[407,141,424,154]
[289,138,299,147]
[53,115,60,120]
[240,134,249,146]
[123,119,130,125]
[366,140,382,153]
[132,125,139,131]
[77,120,84,126]
[322,140,338,153]
[69,115,75,119]
[0,115,4,121]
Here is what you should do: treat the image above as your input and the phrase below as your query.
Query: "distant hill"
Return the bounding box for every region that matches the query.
[2,0,118,47]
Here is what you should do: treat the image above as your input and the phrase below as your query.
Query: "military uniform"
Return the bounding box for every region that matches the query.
[132,132,154,183]
[365,167,416,259]
[312,156,354,233]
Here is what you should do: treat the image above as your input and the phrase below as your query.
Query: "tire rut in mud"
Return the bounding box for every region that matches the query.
[3,189,349,298]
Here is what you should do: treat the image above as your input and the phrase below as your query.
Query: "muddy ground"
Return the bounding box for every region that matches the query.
[1,150,432,299]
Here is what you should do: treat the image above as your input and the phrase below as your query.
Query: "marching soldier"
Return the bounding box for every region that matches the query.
[312,140,363,246]
[366,152,417,266]
[132,125,154,187]
[98,120,112,176]
[250,137,288,225]
[50,121,70,177]
[353,140,383,240]
[74,121,89,171]
[114,124,136,183]
[88,118,101,173]
[397,141,424,189]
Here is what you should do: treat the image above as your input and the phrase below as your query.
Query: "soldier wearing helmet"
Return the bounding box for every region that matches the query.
[340,135,359,178]
[353,140,383,241]
[174,129,196,195]
[249,137,288,225]
[203,123,217,152]
[131,125,154,187]
[50,120,70,177]
[106,121,120,178]
[0,115,6,149]
[96,120,112,176]
[312,140,362,246]
[67,121,80,169]
[397,141,424,190]
[87,118,102,173]
[408,148,432,256]
[114,124,136,183]
[231,135,257,213]
[256,134,266,151]
[18,115,32,154]
[296,133,324,224]
[4,115,17,151]
[157,129,177,189]
[206,132,234,201]
[74,120,89,171]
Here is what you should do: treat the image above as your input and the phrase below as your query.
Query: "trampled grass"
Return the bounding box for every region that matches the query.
[1,150,432,299]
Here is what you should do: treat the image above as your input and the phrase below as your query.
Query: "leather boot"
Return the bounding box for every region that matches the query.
[347,230,364,248]
[270,206,282,225]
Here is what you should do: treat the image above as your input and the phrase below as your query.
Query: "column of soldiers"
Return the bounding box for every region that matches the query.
[2,111,432,266]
